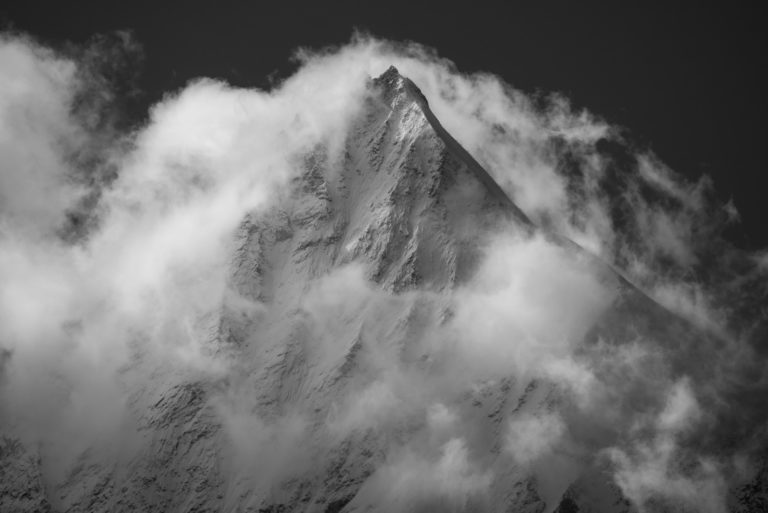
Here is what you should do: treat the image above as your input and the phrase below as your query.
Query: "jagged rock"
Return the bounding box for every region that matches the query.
[1,66,763,513]
[0,435,52,512]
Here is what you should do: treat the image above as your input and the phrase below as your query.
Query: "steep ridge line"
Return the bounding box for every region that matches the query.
[395,69,533,228]
[386,68,634,293]
[387,66,733,358]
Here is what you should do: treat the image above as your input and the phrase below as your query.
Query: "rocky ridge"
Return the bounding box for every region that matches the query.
[1,66,765,513]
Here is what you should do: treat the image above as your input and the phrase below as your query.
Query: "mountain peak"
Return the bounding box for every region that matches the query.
[372,65,430,110]
[375,64,402,83]
[369,67,532,227]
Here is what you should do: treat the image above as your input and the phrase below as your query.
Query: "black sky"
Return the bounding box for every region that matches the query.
[2,2,766,248]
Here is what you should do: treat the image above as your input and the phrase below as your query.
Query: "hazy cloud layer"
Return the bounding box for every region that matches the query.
[0,31,765,512]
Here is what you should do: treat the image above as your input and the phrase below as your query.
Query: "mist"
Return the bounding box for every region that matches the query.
[1,31,765,512]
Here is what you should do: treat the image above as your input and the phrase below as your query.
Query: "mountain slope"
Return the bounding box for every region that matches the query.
[1,66,763,513]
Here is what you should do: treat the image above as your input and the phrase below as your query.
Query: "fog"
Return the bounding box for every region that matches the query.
[1,31,765,512]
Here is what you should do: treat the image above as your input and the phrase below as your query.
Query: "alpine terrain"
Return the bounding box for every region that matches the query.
[1,64,766,513]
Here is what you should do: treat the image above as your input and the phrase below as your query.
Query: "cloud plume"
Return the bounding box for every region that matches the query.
[0,30,766,512]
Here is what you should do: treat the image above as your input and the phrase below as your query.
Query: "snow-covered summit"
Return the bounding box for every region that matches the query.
[373,65,532,227]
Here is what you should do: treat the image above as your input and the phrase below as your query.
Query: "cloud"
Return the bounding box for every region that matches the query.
[0,34,84,234]
[0,31,372,468]
[0,29,765,513]
[607,380,727,513]
[212,387,312,488]
[504,411,566,464]
[438,232,617,381]
[352,438,493,512]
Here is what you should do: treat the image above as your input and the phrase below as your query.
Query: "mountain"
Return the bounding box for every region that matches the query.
[1,66,765,513]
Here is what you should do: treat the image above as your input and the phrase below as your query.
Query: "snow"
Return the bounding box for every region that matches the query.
[1,66,764,513]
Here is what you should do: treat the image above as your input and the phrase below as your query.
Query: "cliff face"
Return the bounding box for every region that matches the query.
[212,65,544,511]
[0,67,763,513]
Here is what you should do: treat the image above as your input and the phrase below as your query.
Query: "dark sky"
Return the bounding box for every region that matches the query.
[2,3,766,248]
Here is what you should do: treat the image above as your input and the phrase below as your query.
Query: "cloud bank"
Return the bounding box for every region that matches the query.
[0,30,766,512]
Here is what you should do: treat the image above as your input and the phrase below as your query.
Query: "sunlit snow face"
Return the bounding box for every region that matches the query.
[0,31,763,513]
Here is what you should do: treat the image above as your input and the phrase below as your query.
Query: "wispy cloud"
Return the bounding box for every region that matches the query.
[0,30,764,512]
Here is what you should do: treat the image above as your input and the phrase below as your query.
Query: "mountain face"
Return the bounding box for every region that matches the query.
[1,67,765,513]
